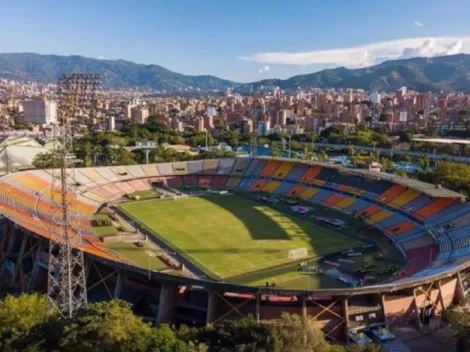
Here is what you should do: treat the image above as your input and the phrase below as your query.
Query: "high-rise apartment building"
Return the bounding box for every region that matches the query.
[132,107,149,124]
[256,120,271,136]
[194,117,205,132]
[241,118,253,134]
[23,99,57,125]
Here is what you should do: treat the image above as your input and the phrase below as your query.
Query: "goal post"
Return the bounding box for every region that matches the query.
[288,248,309,260]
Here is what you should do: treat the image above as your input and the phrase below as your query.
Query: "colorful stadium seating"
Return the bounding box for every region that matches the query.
[272,162,294,179]
[260,160,282,178]
[1,157,470,280]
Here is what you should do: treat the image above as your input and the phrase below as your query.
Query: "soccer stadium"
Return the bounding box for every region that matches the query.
[1,157,470,343]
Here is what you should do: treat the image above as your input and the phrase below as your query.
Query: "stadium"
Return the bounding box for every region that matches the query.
[1,157,470,343]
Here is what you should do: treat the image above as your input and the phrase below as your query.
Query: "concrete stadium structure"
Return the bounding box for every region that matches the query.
[0,157,470,343]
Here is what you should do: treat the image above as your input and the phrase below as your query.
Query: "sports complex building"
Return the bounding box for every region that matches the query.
[1,157,470,343]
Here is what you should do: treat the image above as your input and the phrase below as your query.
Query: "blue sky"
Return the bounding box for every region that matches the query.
[1,0,470,82]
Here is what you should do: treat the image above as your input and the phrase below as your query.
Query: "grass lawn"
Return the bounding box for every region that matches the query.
[107,242,169,271]
[118,194,365,280]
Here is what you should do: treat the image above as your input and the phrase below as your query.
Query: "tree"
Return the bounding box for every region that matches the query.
[425,121,439,137]
[32,152,60,169]
[318,151,328,162]
[443,307,470,352]
[0,294,49,351]
[59,300,187,352]
[418,157,430,172]
[380,157,390,172]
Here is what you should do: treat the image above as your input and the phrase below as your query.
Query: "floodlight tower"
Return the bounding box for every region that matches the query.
[47,73,103,318]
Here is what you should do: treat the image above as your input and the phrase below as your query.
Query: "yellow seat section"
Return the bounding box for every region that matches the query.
[312,179,326,186]
[262,181,281,193]
[368,210,392,223]
[299,188,318,200]
[273,162,294,179]
[334,197,356,210]
[389,189,421,209]
[13,173,50,194]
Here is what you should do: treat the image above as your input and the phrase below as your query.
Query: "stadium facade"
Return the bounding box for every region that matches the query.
[0,157,469,342]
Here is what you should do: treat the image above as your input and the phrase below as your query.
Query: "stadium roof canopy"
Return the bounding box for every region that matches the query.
[0,136,48,174]
[260,157,466,199]
[413,138,470,145]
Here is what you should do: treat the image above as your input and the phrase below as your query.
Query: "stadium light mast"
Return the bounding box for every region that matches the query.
[47,73,103,318]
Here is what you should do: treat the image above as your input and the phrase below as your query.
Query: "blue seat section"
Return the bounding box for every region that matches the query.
[243,159,260,177]
[323,182,341,190]
[436,250,452,262]
[448,225,470,247]
[401,195,432,213]
[451,246,470,259]
[274,181,294,196]
[188,161,204,174]
[428,203,470,226]
[309,188,334,204]
[237,178,255,190]
[450,209,470,229]
[436,234,452,252]
[217,159,235,175]
[251,160,267,177]
[315,167,337,182]
[381,213,407,228]
[395,227,427,243]
[361,179,393,195]
[344,199,371,213]
[285,164,309,182]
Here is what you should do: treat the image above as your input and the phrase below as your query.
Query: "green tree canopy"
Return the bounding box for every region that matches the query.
[0,294,49,351]
[59,300,187,352]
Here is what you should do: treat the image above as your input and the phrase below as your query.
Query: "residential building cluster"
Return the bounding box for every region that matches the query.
[2,78,470,138]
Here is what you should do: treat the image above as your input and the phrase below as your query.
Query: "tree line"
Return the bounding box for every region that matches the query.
[0,293,382,352]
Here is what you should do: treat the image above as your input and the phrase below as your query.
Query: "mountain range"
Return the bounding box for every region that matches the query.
[1,52,470,92]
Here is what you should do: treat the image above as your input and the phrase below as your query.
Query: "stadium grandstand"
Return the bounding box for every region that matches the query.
[0,157,469,343]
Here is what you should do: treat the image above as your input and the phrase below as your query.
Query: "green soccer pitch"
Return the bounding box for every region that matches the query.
[117,194,365,280]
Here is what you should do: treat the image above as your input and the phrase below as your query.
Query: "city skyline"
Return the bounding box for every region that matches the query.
[1,0,470,82]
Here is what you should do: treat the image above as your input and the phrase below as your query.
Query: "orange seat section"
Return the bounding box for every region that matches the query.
[322,194,344,207]
[390,222,415,235]
[299,166,323,183]
[359,206,381,218]
[377,184,407,204]
[250,179,268,191]
[414,198,456,219]
[337,185,353,193]
[260,160,282,177]
[288,185,306,197]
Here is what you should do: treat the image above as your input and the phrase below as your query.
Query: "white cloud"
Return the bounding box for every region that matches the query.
[239,36,470,68]
[97,56,104,60]
[414,21,423,27]
[258,65,270,73]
